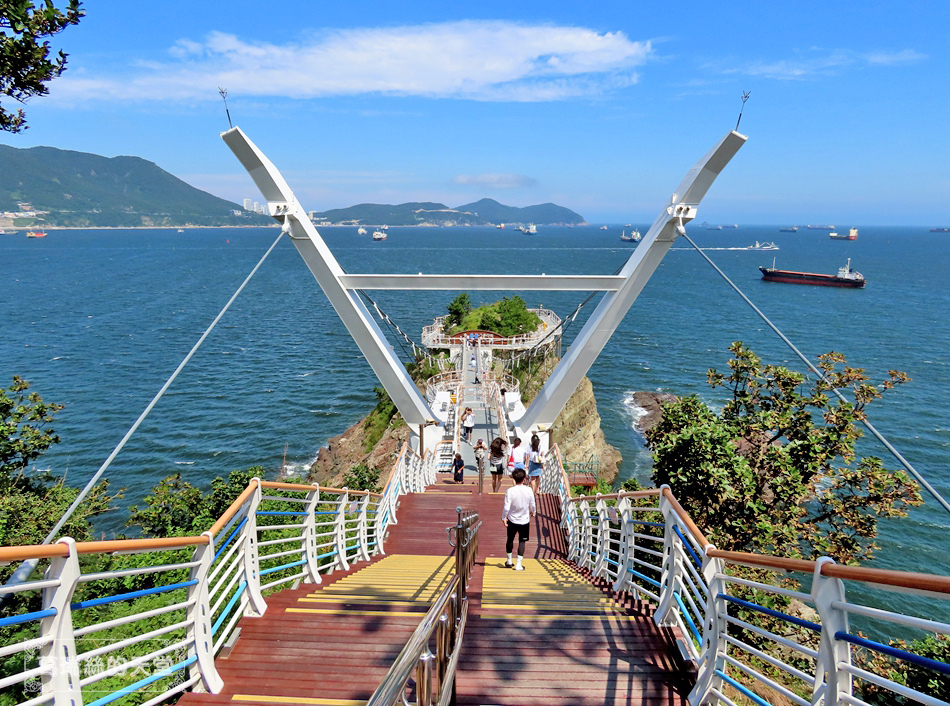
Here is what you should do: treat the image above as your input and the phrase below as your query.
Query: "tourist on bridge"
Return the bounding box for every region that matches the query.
[452,453,465,484]
[462,408,475,443]
[510,437,528,471]
[488,437,508,492]
[503,468,536,571]
[528,436,544,495]
[473,437,487,477]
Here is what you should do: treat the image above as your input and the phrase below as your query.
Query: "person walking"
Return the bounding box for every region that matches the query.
[473,438,487,491]
[462,408,475,444]
[510,436,528,471]
[527,436,544,495]
[502,468,536,570]
[488,437,508,493]
[452,453,465,484]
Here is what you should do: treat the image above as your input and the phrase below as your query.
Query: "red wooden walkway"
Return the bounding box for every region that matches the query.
[180,473,693,705]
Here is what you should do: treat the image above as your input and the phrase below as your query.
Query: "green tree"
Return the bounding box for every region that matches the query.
[342,464,381,492]
[479,296,540,337]
[0,375,62,481]
[648,342,920,564]
[446,292,471,328]
[1,1,84,132]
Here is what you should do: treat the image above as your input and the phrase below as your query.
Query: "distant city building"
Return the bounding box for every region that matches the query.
[243,198,253,211]
[253,202,261,213]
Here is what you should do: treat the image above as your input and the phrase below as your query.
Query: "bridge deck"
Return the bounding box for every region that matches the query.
[180,475,692,705]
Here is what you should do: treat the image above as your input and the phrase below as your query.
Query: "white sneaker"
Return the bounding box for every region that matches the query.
[505,559,513,568]
[514,564,524,571]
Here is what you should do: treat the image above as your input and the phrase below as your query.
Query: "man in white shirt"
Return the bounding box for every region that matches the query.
[502,468,536,570]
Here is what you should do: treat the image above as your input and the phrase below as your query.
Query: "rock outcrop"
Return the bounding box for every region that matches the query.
[631,391,678,436]
[309,419,410,489]
[550,376,622,483]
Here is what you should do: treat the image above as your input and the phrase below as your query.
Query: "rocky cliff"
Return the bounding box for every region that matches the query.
[549,376,622,483]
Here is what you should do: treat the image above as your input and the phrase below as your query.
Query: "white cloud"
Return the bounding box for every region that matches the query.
[453,173,538,189]
[716,47,925,80]
[52,21,653,104]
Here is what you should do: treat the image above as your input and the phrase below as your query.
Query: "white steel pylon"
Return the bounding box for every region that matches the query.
[222,127,746,446]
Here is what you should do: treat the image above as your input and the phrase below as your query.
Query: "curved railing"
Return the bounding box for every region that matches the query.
[551,477,950,706]
[0,442,439,706]
[421,309,562,350]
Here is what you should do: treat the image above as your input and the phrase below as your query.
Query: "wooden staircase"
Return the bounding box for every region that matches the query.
[179,473,692,705]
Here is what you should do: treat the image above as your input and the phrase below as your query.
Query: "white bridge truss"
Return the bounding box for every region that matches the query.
[222,127,746,449]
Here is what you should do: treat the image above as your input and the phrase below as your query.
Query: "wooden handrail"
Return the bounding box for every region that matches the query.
[260,480,317,491]
[821,563,950,595]
[566,489,662,503]
[0,535,210,563]
[707,549,817,575]
[210,478,260,536]
[661,487,710,548]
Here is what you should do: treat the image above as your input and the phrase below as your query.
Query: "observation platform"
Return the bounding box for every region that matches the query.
[179,478,691,706]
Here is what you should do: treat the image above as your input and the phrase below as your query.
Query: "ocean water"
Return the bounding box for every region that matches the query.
[2,225,948,618]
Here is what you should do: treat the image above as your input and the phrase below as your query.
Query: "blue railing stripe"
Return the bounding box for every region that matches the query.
[720,594,821,633]
[212,581,247,635]
[214,516,247,561]
[256,511,308,516]
[259,559,308,577]
[835,631,950,676]
[628,520,665,528]
[316,550,338,560]
[673,525,703,569]
[313,511,336,516]
[715,669,772,706]
[628,568,662,589]
[71,580,198,611]
[0,607,57,628]
[604,557,620,567]
[85,654,198,706]
[674,592,702,643]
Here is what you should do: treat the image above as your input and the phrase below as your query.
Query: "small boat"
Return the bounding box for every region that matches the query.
[177,228,184,233]
[722,224,738,229]
[357,227,367,235]
[746,241,778,251]
[372,230,387,241]
[829,228,858,240]
[600,225,608,230]
[525,224,537,235]
[26,230,48,238]
[497,223,505,229]
[380,224,388,231]
[759,258,865,288]
[931,227,950,233]
[779,226,799,232]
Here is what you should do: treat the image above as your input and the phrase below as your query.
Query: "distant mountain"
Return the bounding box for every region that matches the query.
[313,197,585,227]
[0,144,270,227]
[455,198,585,226]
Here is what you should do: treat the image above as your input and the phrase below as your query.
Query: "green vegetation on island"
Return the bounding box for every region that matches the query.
[445,292,542,337]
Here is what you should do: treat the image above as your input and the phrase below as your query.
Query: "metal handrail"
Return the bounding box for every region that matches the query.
[369,507,480,706]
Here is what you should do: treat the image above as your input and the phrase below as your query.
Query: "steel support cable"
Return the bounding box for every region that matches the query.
[681,232,950,516]
[355,289,426,360]
[6,230,287,587]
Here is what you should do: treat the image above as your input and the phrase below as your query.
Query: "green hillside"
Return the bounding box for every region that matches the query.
[455,198,584,225]
[0,145,270,227]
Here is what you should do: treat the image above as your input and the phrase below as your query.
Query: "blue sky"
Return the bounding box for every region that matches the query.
[2,0,947,224]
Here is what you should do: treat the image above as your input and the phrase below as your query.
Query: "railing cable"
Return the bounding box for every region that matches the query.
[5,229,287,588]
[681,231,950,516]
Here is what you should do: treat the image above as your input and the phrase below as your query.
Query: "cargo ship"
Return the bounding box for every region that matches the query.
[759,258,865,288]
[806,224,835,230]
[829,227,858,240]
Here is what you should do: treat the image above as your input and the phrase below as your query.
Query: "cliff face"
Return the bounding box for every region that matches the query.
[550,376,622,483]
[308,418,410,488]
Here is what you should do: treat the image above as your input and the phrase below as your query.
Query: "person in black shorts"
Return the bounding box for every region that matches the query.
[488,437,508,493]
[502,468,536,570]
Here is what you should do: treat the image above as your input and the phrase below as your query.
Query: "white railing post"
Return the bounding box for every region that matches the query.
[811,557,852,706]
[578,498,595,571]
[654,489,683,626]
[302,483,322,584]
[242,481,268,617]
[39,538,82,706]
[334,489,351,572]
[188,535,224,693]
[612,494,635,593]
[689,555,727,705]
[592,495,609,579]
[357,493,372,563]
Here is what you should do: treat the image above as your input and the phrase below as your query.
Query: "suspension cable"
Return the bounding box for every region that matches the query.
[681,232,950,516]
[6,229,286,586]
[355,289,427,361]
